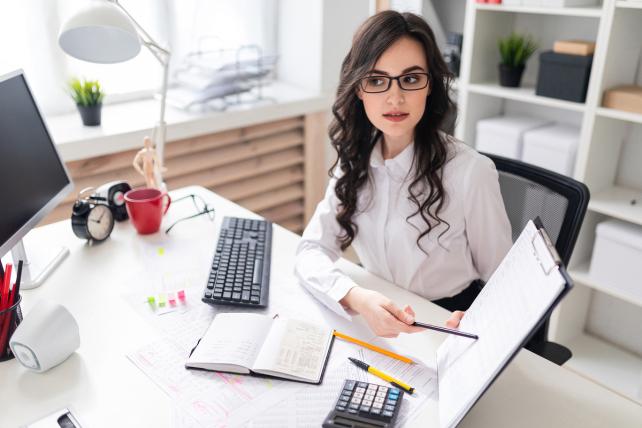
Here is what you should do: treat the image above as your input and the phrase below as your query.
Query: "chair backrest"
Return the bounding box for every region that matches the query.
[483,153,590,342]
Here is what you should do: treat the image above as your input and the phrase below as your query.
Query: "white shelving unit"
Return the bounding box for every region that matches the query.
[453,0,642,402]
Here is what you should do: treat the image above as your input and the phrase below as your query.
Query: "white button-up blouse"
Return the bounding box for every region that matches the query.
[294,137,512,319]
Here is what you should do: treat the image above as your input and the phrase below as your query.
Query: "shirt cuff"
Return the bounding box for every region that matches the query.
[326,276,358,320]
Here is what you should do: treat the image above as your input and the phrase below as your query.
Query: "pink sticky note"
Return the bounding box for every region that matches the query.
[168,294,177,306]
[177,289,186,301]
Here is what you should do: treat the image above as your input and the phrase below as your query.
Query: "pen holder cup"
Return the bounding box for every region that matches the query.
[0,295,23,362]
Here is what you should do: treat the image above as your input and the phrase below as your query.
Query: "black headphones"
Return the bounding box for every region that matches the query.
[93,181,132,221]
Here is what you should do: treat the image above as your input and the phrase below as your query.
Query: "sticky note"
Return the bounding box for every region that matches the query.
[157,247,165,256]
[168,293,177,306]
[158,293,166,307]
[177,289,186,301]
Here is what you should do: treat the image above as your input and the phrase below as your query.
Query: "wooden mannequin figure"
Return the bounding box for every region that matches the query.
[133,136,164,189]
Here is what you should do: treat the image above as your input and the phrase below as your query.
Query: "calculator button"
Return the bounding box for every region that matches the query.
[340,394,351,401]
[359,405,371,413]
[337,400,348,407]
[386,399,397,406]
[344,380,356,391]
[347,409,359,414]
[378,386,388,394]
[384,404,396,412]
[355,387,366,394]
[372,401,383,409]
[335,405,346,411]
[374,396,385,404]
[357,382,369,388]
[362,399,373,406]
[371,407,382,415]
[349,403,360,410]
[382,410,394,418]
[353,392,364,400]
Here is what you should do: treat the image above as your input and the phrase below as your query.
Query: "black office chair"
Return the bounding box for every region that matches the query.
[483,153,590,366]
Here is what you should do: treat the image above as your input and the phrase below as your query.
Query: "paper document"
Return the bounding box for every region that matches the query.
[437,220,569,428]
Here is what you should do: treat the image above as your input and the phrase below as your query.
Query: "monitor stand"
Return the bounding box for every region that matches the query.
[10,239,69,290]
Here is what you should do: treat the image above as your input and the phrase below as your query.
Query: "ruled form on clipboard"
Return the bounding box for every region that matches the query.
[436,218,573,428]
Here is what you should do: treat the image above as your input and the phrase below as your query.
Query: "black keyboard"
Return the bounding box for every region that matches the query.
[202,216,272,307]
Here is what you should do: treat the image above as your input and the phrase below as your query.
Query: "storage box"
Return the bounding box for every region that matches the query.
[553,40,596,56]
[536,51,593,102]
[523,0,597,5]
[602,85,642,115]
[475,115,552,159]
[522,124,579,176]
[589,220,642,303]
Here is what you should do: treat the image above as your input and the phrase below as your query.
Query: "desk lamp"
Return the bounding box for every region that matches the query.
[58,0,170,187]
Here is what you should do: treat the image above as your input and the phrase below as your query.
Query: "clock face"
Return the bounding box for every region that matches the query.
[87,205,114,241]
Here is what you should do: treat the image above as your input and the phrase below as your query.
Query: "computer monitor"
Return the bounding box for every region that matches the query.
[0,69,74,289]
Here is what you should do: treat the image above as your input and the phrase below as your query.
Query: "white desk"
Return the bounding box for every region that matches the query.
[0,186,640,427]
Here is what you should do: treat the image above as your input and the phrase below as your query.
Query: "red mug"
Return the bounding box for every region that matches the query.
[124,188,171,234]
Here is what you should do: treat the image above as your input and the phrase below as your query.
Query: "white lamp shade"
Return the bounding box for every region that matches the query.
[58,2,141,64]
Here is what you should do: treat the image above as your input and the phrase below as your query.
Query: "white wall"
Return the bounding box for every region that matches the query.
[277,0,370,95]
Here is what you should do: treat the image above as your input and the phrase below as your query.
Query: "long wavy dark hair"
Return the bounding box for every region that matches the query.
[329,11,456,252]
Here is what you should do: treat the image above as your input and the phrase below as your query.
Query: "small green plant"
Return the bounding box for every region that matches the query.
[498,33,538,68]
[67,77,105,107]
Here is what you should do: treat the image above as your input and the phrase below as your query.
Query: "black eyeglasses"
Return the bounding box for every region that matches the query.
[165,194,216,234]
[359,72,430,93]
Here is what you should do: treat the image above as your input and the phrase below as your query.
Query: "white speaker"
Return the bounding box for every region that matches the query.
[9,300,80,372]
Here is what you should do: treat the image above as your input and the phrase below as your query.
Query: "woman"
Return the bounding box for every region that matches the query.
[295,11,512,337]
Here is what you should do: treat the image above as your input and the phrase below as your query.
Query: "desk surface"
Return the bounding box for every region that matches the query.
[0,186,640,427]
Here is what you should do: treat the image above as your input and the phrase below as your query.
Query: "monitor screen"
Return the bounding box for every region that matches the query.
[0,72,71,253]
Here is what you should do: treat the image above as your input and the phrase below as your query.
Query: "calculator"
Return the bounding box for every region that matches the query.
[322,379,404,427]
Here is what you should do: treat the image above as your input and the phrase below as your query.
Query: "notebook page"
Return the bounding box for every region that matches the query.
[437,221,567,428]
[187,313,273,372]
[253,318,333,382]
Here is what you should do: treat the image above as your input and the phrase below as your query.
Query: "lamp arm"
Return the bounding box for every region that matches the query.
[109,0,170,183]
[109,0,170,58]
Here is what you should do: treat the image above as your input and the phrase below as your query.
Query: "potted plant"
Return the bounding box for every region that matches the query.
[68,77,105,126]
[497,33,538,88]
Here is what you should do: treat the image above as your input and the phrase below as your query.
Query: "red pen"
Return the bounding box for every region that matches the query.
[0,263,13,353]
[1,264,12,310]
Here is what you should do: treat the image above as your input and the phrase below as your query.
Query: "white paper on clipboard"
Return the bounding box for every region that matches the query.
[436,219,571,428]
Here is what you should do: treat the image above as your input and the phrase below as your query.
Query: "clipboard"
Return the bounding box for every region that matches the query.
[436,217,574,428]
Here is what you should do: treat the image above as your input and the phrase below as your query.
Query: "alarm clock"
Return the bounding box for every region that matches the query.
[94,180,132,221]
[71,188,115,242]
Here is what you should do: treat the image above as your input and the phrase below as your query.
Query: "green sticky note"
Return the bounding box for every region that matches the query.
[158,293,166,307]
[157,247,165,256]
[147,296,156,307]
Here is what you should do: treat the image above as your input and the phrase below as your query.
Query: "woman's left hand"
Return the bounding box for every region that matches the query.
[446,310,465,329]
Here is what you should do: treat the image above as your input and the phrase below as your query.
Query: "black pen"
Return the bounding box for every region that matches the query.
[412,321,479,340]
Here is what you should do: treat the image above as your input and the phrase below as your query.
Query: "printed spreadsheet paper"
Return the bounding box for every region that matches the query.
[436,220,568,428]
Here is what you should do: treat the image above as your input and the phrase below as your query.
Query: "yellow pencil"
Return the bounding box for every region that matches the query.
[349,357,415,394]
[333,330,414,364]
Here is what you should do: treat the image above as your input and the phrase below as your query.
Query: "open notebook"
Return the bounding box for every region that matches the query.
[186,313,334,384]
[436,218,573,428]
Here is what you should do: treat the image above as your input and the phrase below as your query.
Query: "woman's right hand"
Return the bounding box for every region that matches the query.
[446,311,465,329]
[341,287,423,338]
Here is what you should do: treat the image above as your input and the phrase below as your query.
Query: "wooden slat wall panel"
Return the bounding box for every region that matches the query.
[166,147,304,191]
[257,201,304,223]
[215,167,304,201]
[239,183,304,213]
[278,215,304,234]
[39,113,327,236]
